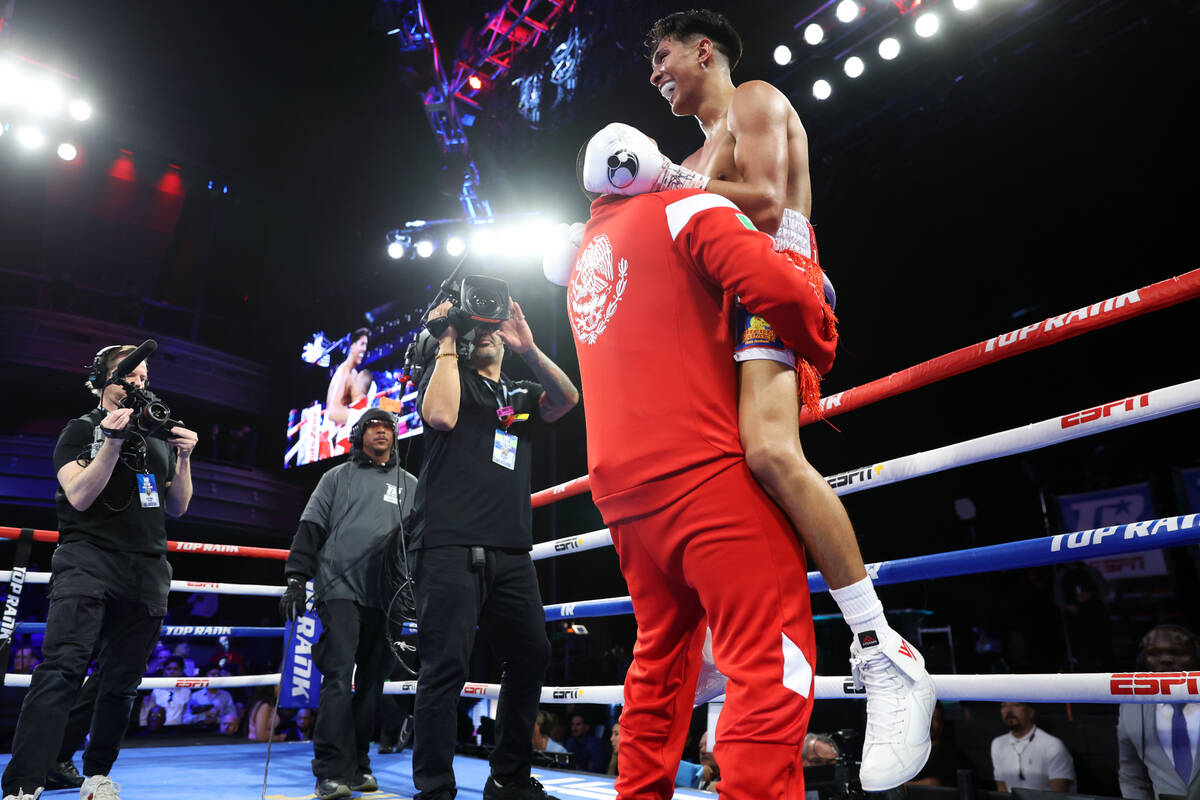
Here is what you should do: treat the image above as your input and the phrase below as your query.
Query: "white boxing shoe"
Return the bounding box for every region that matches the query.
[79,775,121,800]
[694,628,728,704]
[850,627,936,792]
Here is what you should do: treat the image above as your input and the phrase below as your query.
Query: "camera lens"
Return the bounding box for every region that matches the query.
[465,287,503,319]
[145,400,170,424]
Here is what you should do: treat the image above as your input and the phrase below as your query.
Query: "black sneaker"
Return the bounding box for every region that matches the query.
[351,772,379,792]
[483,776,560,800]
[377,745,395,754]
[44,760,85,789]
[314,778,352,800]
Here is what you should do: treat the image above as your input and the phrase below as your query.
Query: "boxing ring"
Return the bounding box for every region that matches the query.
[2,266,1199,798]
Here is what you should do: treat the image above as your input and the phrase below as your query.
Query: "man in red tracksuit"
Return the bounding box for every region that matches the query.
[565,187,837,800]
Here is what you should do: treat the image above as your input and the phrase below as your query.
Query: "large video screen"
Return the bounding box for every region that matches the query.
[284,314,425,469]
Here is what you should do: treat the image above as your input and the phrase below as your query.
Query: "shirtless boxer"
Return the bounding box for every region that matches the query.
[570,9,934,790]
[326,328,370,426]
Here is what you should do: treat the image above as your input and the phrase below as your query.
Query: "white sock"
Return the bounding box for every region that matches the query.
[829,575,888,635]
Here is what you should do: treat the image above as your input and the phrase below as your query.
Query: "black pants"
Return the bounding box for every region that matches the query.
[311,599,390,783]
[2,542,168,796]
[411,546,551,794]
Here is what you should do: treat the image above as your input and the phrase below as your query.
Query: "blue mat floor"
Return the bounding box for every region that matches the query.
[1,743,714,800]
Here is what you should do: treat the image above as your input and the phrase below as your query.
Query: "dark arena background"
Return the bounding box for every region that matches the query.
[0,0,1197,798]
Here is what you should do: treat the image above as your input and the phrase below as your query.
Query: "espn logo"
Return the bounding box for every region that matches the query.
[1110,672,1200,696]
[553,689,584,699]
[1061,394,1149,429]
[462,683,488,696]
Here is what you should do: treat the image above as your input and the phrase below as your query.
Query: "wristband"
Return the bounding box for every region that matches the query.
[100,426,130,440]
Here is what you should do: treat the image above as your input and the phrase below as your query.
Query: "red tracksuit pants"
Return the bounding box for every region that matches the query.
[609,461,816,800]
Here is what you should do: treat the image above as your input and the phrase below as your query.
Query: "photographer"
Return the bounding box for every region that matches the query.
[2,344,198,800]
[410,298,578,800]
[280,408,418,800]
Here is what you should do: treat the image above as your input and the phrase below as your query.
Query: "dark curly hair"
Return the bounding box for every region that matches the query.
[645,9,742,70]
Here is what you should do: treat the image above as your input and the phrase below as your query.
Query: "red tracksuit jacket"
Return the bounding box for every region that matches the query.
[567,189,837,524]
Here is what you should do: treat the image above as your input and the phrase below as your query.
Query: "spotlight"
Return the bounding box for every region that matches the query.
[878,37,901,60]
[953,0,978,9]
[0,62,21,105]
[812,80,832,101]
[57,142,78,161]
[915,12,940,37]
[803,23,824,46]
[27,77,63,115]
[843,56,865,78]
[68,99,93,121]
[773,45,793,66]
[446,236,466,257]
[472,228,499,256]
[468,75,484,91]
[16,126,45,149]
[836,0,860,23]
[387,241,406,259]
[415,239,435,258]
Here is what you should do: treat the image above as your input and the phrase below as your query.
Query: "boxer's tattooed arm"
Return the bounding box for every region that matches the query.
[518,347,580,423]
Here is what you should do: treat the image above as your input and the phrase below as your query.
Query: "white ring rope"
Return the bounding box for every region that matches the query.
[4,672,1196,704]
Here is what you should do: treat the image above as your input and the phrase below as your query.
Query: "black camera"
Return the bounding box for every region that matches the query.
[119,385,182,441]
[404,275,511,387]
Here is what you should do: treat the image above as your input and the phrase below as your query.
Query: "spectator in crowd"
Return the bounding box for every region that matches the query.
[909,702,969,786]
[677,731,719,791]
[10,647,40,674]
[532,711,568,756]
[142,706,167,735]
[606,722,619,776]
[248,687,290,743]
[218,713,241,736]
[183,665,238,727]
[172,642,198,676]
[802,732,838,766]
[990,702,1076,791]
[564,714,606,773]
[1118,623,1200,799]
[296,708,316,741]
[139,657,192,726]
[146,640,171,675]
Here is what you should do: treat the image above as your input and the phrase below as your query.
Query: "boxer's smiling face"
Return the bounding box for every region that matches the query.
[650,35,702,116]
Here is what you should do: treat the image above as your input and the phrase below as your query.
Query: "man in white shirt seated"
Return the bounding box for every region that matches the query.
[138,656,192,727]
[182,665,237,727]
[990,702,1076,791]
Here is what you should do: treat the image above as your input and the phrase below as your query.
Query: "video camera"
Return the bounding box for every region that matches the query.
[404,274,511,387]
[103,340,184,441]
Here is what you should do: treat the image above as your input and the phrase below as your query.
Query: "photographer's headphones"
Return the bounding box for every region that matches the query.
[1135,623,1200,669]
[87,345,128,392]
[349,408,399,452]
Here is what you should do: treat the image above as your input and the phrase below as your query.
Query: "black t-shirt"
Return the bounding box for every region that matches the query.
[411,366,543,550]
[53,409,177,555]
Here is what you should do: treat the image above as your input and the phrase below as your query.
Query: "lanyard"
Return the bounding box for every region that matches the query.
[483,377,515,429]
